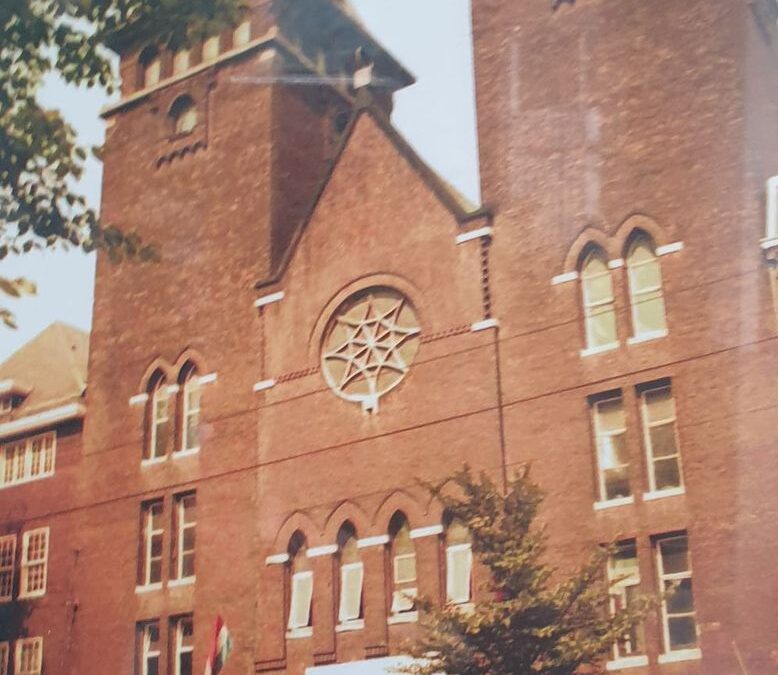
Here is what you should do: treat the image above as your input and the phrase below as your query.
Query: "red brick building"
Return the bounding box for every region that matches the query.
[1,0,777,674]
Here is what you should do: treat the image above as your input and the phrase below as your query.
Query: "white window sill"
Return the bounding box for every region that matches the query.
[643,487,685,502]
[594,495,635,511]
[627,330,668,345]
[141,456,167,467]
[168,576,195,587]
[18,590,46,600]
[286,627,313,639]
[657,648,701,664]
[0,472,55,490]
[173,448,199,459]
[388,611,418,625]
[607,655,648,670]
[335,619,365,633]
[580,342,619,358]
[449,601,474,614]
[135,583,163,594]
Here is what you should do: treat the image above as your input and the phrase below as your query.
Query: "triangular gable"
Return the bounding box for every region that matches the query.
[256,100,489,290]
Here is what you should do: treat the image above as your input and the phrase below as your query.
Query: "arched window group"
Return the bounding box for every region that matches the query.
[144,364,201,462]
[284,512,472,637]
[580,233,667,351]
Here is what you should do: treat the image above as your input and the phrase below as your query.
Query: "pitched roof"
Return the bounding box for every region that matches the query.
[0,322,89,419]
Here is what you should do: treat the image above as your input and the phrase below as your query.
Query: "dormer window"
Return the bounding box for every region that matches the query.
[170,96,198,136]
[139,46,161,89]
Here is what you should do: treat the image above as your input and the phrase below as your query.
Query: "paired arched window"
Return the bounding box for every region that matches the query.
[444,514,472,606]
[170,96,198,136]
[389,512,417,615]
[626,235,667,338]
[287,533,313,633]
[581,248,618,350]
[139,46,161,89]
[337,522,364,626]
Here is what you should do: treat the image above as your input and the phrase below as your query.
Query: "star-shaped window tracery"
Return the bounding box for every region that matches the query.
[321,288,421,411]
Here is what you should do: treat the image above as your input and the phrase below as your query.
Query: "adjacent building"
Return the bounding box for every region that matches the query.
[1,0,777,674]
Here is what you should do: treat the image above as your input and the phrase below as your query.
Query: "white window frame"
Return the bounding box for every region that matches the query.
[0,641,8,675]
[147,384,169,462]
[765,176,778,245]
[288,570,314,632]
[179,375,200,455]
[0,534,16,602]
[14,637,43,675]
[139,621,160,675]
[581,253,618,351]
[338,561,364,625]
[446,542,473,605]
[608,544,643,661]
[592,396,631,503]
[656,535,699,657]
[141,502,164,588]
[0,432,56,489]
[626,240,667,340]
[173,616,194,675]
[641,385,684,495]
[174,493,196,581]
[19,527,49,599]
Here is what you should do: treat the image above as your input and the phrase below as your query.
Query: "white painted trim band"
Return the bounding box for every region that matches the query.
[255,291,285,308]
[166,384,180,394]
[253,379,276,392]
[455,226,493,244]
[551,271,579,285]
[357,535,390,549]
[606,655,649,670]
[199,372,218,385]
[656,241,684,256]
[266,553,290,565]
[410,525,443,539]
[0,403,85,440]
[129,393,149,406]
[307,544,338,558]
[607,259,624,269]
[471,318,499,332]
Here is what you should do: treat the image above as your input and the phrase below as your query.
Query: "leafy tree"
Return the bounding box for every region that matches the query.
[0,0,244,327]
[406,467,653,675]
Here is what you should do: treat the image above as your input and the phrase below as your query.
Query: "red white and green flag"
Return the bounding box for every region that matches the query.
[204,615,233,675]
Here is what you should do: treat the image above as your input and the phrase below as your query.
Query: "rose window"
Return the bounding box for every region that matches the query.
[321,287,421,411]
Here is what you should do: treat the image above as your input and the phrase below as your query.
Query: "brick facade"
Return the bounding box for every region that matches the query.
[1,1,777,674]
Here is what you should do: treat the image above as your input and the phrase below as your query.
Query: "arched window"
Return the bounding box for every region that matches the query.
[389,512,416,616]
[173,48,190,75]
[145,373,170,461]
[444,514,472,605]
[170,96,197,136]
[202,35,220,62]
[178,365,200,454]
[581,249,618,350]
[138,46,161,89]
[337,522,363,626]
[626,235,667,339]
[287,533,313,633]
[233,20,251,47]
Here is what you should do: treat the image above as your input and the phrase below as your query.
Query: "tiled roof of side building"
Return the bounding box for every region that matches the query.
[0,322,89,420]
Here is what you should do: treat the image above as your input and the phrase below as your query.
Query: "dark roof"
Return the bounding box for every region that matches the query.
[0,322,89,417]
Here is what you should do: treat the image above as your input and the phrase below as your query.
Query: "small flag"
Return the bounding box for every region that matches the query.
[204,615,233,675]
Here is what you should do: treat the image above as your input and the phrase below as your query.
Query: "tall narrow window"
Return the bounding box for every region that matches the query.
[233,20,251,46]
[389,513,416,616]
[173,48,190,74]
[592,394,631,502]
[172,492,196,581]
[445,516,472,605]
[581,249,618,351]
[14,638,42,675]
[657,534,699,656]
[137,621,161,675]
[170,96,198,136]
[179,368,201,453]
[171,615,194,675]
[139,46,161,88]
[202,35,220,61]
[0,534,15,602]
[337,523,363,626]
[608,541,644,661]
[20,528,48,598]
[641,384,683,493]
[287,533,313,634]
[0,642,8,675]
[627,236,667,339]
[146,376,170,461]
[140,501,164,587]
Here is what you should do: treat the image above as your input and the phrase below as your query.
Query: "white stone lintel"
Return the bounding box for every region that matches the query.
[410,525,444,539]
[357,535,390,549]
[456,226,493,245]
[471,318,499,332]
[253,379,276,393]
[656,241,684,256]
[265,553,290,565]
[255,291,285,308]
[199,372,218,386]
[551,271,579,285]
[129,393,149,406]
[607,258,624,269]
[307,544,338,558]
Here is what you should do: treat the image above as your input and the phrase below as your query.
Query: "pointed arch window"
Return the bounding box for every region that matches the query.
[445,515,472,606]
[581,249,618,351]
[337,523,364,627]
[389,513,417,616]
[170,96,198,136]
[178,366,201,455]
[287,533,313,634]
[626,236,667,340]
[139,46,161,89]
[146,374,170,462]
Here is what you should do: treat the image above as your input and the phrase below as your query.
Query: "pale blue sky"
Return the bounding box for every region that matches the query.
[0,0,480,361]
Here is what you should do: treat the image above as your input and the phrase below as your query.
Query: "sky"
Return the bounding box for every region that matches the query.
[0,0,480,361]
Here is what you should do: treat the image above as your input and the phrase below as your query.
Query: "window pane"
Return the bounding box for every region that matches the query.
[182,553,195,578]
[586,272,614,304]
[660,537,689,574]
[631,258,662,292]
[604,467,631,500]
[665,578,695,614]
[173,49,190,73]
[446,545,472,604]
[635,295,666,334]
[289,572,313,629]
[151,535,163,558]
[654,457,681,491]
[147,656,159,675]
[149,559,162,584]
[644,387,674,423]
[394,553,416,584]
[650,422,678,458]
[597,399,625,432]
[668,616,698,650]
[339,564,363,622]
[183,528,195,551]
[610,542,639,583]
[179,651,193,675]
[599,432,628,470]
[589,307,617,346]
[391,587,417,613]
